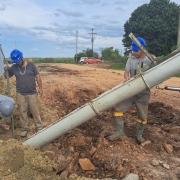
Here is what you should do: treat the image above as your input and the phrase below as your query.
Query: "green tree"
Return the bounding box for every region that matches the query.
[86,48,93,57]
[101,47,114,61]
[101,47,122,62]
[122,0,179,56]
[74,52,86,63]
[93,52,99,58]
[85,48,99,58]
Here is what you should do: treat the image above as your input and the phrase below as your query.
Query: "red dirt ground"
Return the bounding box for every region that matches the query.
[1,63,180,180]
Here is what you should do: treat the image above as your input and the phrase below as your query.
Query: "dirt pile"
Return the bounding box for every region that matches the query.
[0,139,57,180]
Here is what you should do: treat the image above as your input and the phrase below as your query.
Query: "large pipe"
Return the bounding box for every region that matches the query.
[23,50,180,147]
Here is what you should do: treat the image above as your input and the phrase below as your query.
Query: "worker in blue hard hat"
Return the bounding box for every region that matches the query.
[108,37,153,144]
[4,49,43,137]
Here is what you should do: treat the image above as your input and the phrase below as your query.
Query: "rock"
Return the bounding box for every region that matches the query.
[164,143,173,154]
[56,155,68,173]
[90,146,97,155]
[117,166,127,177]
[57,154,66,163]
[59,170,69,179]
[158,160,163,164]
[141,140,151,147]
[56,161,68,174]
[130,145,137,151]
[69,146,74,153]
[67,162,74,172]
[79,158,96,171]
[142,178,148,180]
[162,163,170,170]
[150,159,159,166]
[121,173,139,180]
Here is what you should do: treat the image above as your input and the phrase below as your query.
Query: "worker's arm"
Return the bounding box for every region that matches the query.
[124,69,130,82]
[35,74,43,95]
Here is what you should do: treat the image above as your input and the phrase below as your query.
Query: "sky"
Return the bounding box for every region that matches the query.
[0,0,179,58]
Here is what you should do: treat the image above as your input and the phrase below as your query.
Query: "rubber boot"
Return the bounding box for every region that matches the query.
[108,116,124,141]
[136,122,146,144]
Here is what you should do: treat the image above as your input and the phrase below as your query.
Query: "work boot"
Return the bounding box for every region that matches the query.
[108,116,124,141]
[136,122,146,144]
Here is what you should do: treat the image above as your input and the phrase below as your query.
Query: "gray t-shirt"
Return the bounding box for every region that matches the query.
[126,56,152,78]
[8,62,39,95]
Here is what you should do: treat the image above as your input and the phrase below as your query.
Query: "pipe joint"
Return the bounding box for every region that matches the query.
[89,102,102,116]
[140,73,150,89]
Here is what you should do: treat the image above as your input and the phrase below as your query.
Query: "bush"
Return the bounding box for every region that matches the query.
[108,63,125,70]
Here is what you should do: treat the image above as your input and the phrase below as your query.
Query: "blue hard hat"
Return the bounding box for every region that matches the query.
[9,49,23,64]
[0,100,14,118]
[131,37,146,51]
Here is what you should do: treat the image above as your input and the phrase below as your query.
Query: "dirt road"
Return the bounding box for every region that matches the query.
[0,63,180,180]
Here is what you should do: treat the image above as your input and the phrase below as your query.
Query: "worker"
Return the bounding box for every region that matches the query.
[0,94,15,130]
[4,49,43,137]
[108,37,153,144]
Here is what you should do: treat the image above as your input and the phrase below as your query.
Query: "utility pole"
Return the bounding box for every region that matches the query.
[76,30,78,64]
[177,8,180,47]
[89,28,97,57]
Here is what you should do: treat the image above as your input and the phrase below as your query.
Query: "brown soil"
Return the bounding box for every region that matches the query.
[0,63,180,180]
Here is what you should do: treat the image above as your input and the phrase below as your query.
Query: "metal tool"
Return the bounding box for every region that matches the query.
[4,59,15,138]
[164,86,180,92]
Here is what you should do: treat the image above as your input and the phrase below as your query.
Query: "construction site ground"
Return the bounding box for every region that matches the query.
[0,63,180,180]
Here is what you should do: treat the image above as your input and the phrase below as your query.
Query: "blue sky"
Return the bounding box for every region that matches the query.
[0,0,179,58]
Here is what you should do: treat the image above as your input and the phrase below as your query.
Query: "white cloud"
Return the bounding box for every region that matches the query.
[0,0,179,57]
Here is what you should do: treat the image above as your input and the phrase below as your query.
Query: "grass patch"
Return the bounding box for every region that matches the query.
[5,57,75,64]
[29,57,75,64]
[175,74,180,77]
[108,63,125,70]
